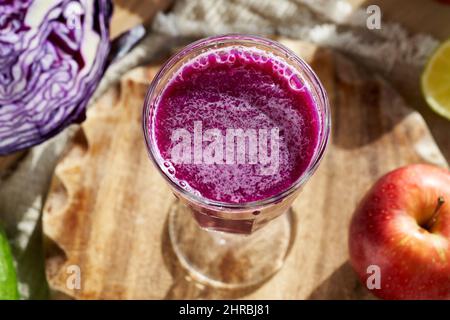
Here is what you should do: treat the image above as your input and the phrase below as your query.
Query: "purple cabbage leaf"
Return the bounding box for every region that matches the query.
[0,0,112,155]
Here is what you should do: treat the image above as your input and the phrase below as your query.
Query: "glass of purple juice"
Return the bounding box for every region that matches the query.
[143,34,330,288]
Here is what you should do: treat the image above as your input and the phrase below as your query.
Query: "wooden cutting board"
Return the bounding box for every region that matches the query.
[42,40,448,299]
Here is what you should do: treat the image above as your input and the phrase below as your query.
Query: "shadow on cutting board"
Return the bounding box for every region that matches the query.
[160,212,260,299]
[308,47,414,151]
[308,261,375,300]
[160,204,298,299]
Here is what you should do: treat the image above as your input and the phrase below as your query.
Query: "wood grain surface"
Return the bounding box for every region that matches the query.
[348,0,450,41]
[42,40,447,299]
[0,152,25,178]
[109,0,173,38]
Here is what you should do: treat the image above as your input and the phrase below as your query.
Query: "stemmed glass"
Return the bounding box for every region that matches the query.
[143,34,330,288]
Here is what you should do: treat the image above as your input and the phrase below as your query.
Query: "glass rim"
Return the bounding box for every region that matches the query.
[142,34,331,210]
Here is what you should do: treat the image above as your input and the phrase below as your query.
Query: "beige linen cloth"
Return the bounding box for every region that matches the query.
[0,0,442,298]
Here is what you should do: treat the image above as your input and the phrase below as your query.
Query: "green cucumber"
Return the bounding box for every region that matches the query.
[0,225,19,300]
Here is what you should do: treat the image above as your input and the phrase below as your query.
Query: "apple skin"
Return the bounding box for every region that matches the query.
[349,164,450,300]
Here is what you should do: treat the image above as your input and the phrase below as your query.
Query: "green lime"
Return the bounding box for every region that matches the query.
[0,225,19,300]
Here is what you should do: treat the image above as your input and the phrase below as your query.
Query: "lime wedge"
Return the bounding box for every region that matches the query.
[422,39,450,120]
[0,225,19,300]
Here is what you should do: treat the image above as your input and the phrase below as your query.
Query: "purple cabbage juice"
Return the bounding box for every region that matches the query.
[149,47,320,204]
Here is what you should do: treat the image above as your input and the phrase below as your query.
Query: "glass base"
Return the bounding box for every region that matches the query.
[168,201,293,289]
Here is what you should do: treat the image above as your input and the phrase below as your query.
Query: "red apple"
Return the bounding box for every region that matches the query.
[349,164,450,299]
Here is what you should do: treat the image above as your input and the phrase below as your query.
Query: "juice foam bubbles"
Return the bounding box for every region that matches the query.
[150,46,320,203]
